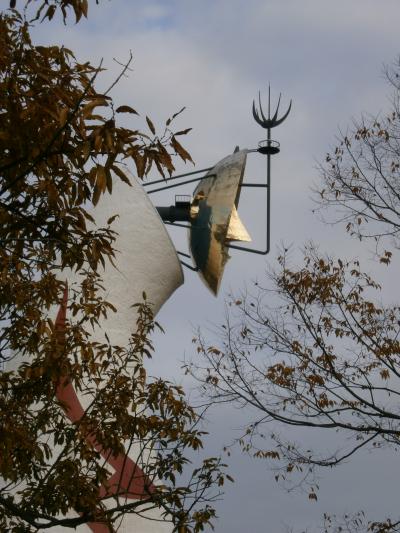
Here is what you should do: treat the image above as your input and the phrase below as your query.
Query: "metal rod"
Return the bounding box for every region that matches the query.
[149,176,265,194]
[157,161,272,254]
[267,124,271,254]
[177,251,191,258]
[147,174,216,194]
[240,183,268,188]
[163,221,191,229]
[143,167,213,187]
[180,259,198,271]
[240,87,290,255]
[226,136,271,255]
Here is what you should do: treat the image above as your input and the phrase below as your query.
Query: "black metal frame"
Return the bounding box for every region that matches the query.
[144,157,271,272]
[147,154,272,264]
[146,169,213,269]
[144,168,213,194]
[226,87,292,256]
[164,221,191,229]
[145,87,291,270]
[226,149,271,255]
[177,251,199,271]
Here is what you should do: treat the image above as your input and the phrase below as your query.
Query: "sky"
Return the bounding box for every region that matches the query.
[30,1,400,531]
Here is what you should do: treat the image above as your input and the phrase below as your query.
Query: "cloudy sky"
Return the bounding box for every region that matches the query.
[32,1,400,531]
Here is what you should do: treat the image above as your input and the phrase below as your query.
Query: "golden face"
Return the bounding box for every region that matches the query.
[189,149,251,295]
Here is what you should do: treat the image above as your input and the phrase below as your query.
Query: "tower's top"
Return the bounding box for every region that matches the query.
[252,85,292,130]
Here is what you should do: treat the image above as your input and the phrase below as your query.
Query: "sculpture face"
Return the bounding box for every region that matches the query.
[190,150,251,295]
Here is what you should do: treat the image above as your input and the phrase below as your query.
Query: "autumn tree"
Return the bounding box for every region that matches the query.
[316,59,400,251]
[188,61,400,532]
[0,1,227,531]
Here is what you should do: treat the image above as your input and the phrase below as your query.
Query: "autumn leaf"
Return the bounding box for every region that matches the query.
[112,164,131,186]
[146,116,156,135]
[116,105,139,115]
[106,214,119,225]
[0,11,222,533]
[174,128,192,136]
[171,135,193,163]
[166,106,186,126]
[96,165,107,193]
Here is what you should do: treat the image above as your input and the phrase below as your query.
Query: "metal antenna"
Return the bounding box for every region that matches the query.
[228,87,292,255]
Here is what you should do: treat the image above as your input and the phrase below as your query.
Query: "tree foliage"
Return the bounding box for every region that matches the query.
[10,0,98,24]
[189,62,400,532]
[316,60,400,251]
[0,3,225,532]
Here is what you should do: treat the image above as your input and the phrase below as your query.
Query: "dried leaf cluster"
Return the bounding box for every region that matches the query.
[1,3,224,532]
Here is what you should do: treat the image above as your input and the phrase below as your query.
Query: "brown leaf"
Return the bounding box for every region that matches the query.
[112,164,131,186]
[134,154,146,178]
[42,5,56,21]
[146,116,156,135]
[81,0,88,18]
[96,165,107,193]
[82,99,108,119]
[92,183,101,206]
[107,214,119,225]
[116,105,139,115]
[174,128,192,136]
[166,106,186,126]
[106,167,113,193]
[171,135,193,163]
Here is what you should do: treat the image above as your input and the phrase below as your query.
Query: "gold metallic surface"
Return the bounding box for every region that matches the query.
[226,205,251,242]
[190,149,251,295]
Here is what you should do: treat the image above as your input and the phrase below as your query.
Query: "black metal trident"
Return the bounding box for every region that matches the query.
[227,86,292,256]
[253,86,292,130]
